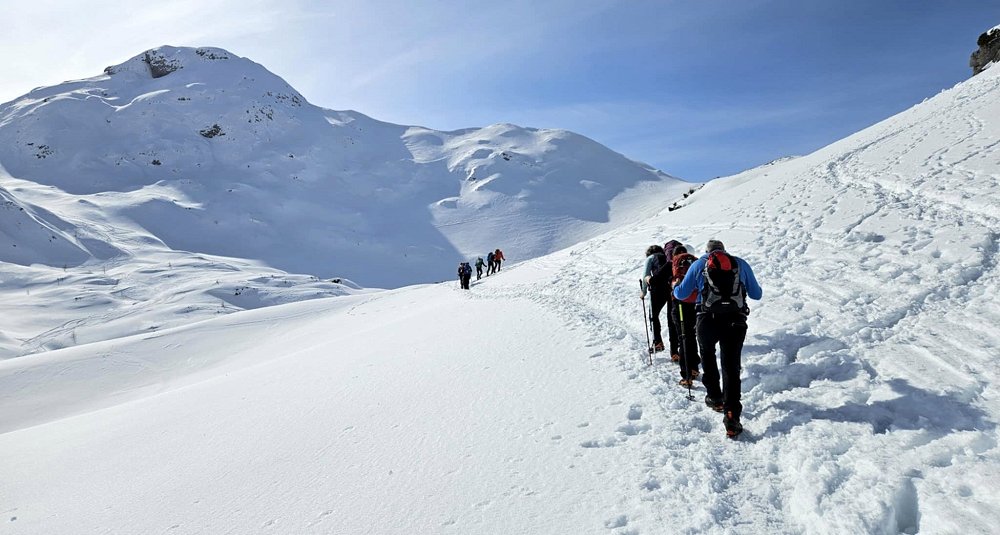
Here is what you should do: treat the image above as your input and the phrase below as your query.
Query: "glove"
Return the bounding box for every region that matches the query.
[640,291,646,299]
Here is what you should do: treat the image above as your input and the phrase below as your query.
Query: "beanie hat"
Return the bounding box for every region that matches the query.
[706,239,725,253]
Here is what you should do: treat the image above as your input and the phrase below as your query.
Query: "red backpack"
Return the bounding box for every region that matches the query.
[702,251,747,314]
[671,253,697,303]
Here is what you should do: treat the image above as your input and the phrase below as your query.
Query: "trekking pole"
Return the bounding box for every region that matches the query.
[679,303,694,401]
[640,280,653,366]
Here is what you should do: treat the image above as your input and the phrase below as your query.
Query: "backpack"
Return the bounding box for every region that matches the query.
[647,252,671,290]
[460,263,472,277]
[663,240,683,260]
[701,251,747,314]
[672,253,697,304]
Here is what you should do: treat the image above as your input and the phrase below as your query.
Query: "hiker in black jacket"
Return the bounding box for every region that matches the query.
[639,245,670,353]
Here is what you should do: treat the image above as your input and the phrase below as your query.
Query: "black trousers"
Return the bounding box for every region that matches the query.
[696,311,748,418]
[476,266,482,280]
[671,300,700,378]
[666,297,681,355]
[460,275,471,289]
[649,290,668,346]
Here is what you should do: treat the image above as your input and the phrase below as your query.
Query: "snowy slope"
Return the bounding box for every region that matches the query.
[0,46,686,357]
[3,53,1000,534]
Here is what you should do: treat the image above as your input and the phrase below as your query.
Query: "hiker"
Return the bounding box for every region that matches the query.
[662,239,684,362]
[673,239,762,438]
[670,245,701,386]
[486,251,496,275]
[475,257,485,280]
[494,249,505,271]
[457,262,472,290]
[639,244,671,353]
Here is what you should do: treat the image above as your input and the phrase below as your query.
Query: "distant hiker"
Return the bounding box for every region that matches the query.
[673,239,762,438]
[475,257,485,280]
[639,244,671,353]
[487,251,496,275]
[662,239,684,362]
[458,262,473,290]
[494,249,506,271]
[670,245,701,386]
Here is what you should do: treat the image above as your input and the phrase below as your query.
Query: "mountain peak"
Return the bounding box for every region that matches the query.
[103,46,236,79]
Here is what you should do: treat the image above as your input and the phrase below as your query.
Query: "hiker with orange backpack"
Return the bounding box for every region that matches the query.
[673,240,762,439]
[662,240,684,362]
[494,248,506,271]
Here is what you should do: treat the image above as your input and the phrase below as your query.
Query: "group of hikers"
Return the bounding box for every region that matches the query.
[457,248,506,289]
[640,239,762,438]
[454,238,761,438]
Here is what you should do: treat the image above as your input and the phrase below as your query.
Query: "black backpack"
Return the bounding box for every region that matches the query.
[647,252,671,290]
[701,251,747,315]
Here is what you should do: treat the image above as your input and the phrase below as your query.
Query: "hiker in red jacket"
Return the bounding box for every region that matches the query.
[670,245,701,386]
[494,249,506,271]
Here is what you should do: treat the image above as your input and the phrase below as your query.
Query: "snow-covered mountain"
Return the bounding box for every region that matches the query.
[0,46,688,357]
[0,46,685,285]
[3,47,999,533]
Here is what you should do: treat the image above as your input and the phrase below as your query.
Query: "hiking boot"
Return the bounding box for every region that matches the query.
[705,395,724,412]
[678,378,693,387]
[671,353,681,363]
[723,410,743,438]
[653,342,665,352]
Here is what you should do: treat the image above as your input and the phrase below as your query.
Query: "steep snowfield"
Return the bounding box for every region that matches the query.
[3,57,1000,533]
[0,46,686,358]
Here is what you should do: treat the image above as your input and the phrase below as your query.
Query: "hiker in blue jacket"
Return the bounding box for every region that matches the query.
[673,239,762,438]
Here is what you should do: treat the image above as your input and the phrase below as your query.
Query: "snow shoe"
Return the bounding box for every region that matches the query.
[653,342,665,352]
[671,353,681,363]
[723,410,743,439]
[705,395,724,412]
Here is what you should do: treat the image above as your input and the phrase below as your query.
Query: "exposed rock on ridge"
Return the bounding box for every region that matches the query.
[970,25,1000,76]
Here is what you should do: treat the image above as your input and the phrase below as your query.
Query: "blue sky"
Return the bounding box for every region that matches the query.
[3,1,998,181]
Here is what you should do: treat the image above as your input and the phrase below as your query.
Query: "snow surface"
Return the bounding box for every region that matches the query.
[3,45,1000,534]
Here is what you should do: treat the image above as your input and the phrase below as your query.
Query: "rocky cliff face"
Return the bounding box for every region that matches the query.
[970,25,1000,76]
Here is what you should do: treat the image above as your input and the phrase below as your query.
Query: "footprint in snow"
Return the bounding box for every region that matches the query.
[604,514,628,529]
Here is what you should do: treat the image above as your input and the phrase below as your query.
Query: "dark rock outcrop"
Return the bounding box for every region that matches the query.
[143,50,182,79]
[970,26,1000,76]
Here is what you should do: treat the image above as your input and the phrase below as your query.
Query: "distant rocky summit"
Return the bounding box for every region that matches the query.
[970,25,1000,76]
